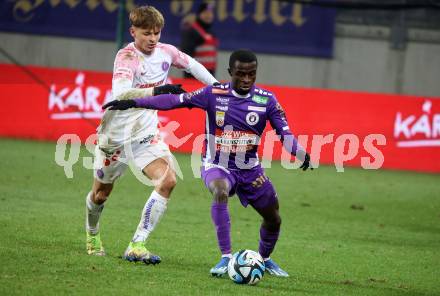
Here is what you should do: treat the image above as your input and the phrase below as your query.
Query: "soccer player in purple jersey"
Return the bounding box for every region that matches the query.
[103,50,312,277]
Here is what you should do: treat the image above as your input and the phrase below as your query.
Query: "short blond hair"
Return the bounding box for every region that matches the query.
[129,5,164,29]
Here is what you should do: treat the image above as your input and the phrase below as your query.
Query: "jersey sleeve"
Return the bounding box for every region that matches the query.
[134,86,210,111]
[160,43,217,85]
[112,48,140,99]
[181,86,210,109]
[267,95,304,156]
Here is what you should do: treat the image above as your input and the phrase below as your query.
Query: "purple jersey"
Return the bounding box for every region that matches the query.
[135,83,303,170]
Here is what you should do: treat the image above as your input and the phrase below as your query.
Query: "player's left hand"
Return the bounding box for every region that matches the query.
[300,153,313,171]
[102,99,137,110]
[153,84,186,95]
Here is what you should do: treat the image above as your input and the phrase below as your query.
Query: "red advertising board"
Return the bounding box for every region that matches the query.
[1,64,439,173]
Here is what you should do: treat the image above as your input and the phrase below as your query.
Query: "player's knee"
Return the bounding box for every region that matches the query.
[159,172,177,193]
[212,187,228,203]
[265,215,281,230]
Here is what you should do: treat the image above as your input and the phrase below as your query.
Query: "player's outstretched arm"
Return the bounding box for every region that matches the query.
[103,99,137,110]
[103,93,184,111]
[153,84,187,96]
[103,84,187,110]
[115,84,186,101]
[103,86,210,112]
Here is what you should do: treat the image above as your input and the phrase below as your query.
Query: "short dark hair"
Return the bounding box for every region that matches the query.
[229,49,258,69]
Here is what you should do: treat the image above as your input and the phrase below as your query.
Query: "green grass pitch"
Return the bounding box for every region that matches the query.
[0,138,439,295]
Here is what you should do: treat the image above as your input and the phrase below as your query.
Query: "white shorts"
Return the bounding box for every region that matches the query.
[94,135,171,184]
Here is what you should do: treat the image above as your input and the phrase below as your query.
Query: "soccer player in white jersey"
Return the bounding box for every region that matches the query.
[85,5,218,264]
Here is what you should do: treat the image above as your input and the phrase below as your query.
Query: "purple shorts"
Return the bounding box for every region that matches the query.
[201,164,277,209]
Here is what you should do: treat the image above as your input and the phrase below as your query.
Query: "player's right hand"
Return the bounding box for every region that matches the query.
[153,84,186,95]
[300,153,313,171]
[102,99,137,110]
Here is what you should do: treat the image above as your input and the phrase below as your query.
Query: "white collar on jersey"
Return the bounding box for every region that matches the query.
[232,90,252,99]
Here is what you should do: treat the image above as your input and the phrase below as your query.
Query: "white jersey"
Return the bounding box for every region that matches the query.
[97,42,216,149]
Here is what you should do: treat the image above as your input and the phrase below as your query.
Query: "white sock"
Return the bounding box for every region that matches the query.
[222,254,232,259]
[131,191,168,243]
[85,192,104,235]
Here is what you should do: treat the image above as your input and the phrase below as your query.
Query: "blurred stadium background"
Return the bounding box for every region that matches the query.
[0,1,439,295]
[1,0,440,95]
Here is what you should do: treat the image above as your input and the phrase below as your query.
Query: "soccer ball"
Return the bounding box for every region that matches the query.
[227,249,265,285]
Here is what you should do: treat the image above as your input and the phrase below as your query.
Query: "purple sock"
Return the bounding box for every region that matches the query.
[259,226,280,259]
[211,202,231,255]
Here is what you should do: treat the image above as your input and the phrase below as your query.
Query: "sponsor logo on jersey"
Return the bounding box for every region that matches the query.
[246,112,260,126]
[248,105,266,112]
[138,79,165,88]
[212,88,229,95]
[252,95,268,105]
[216,97,229,105]
[216,111,225,127]
[214,129,259,153]
[216,105,228,111]
[140,64,147,76]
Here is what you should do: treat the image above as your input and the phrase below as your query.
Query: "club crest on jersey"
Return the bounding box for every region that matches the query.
[162,61,170,71]
[246,112,259,126]
[216,111,225,127]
